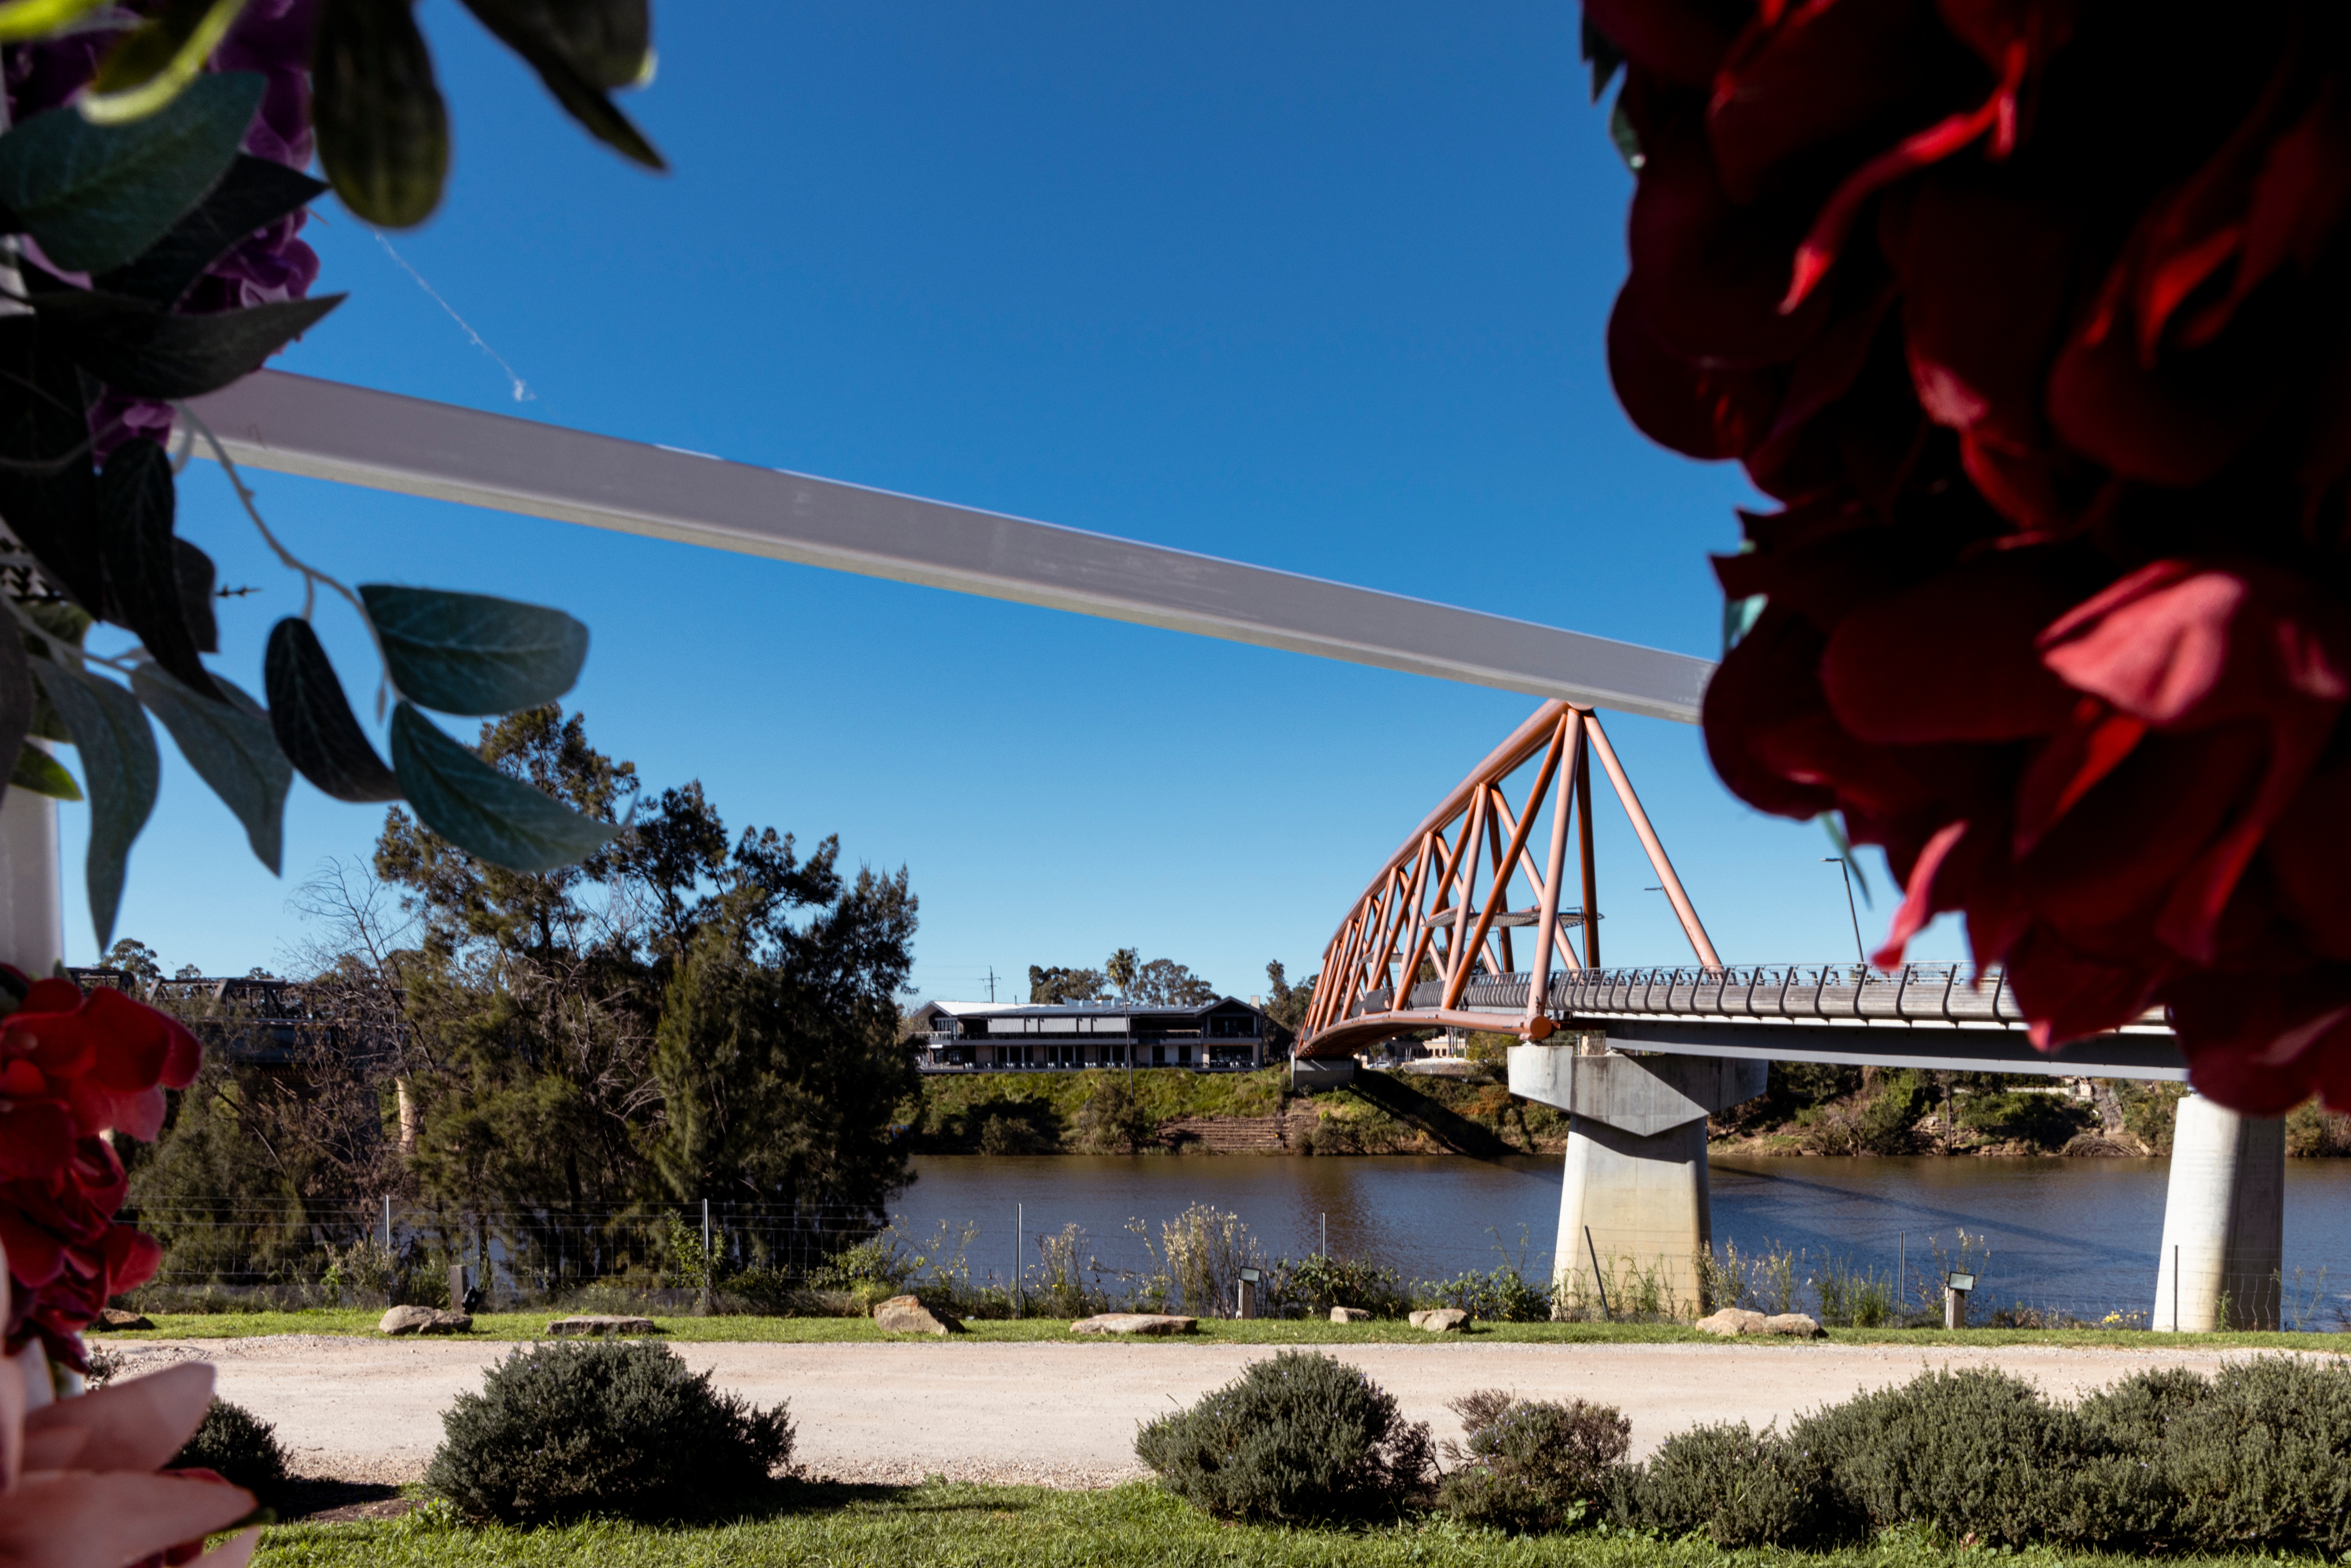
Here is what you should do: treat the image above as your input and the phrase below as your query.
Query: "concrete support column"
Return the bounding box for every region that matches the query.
[1554,1114,1711,1316]
[0,784,62,977]
[2152,1092,2283,1331]
[1509,1046,1764,1321]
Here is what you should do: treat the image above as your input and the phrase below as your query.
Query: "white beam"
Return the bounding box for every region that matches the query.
[186,371,1715,724]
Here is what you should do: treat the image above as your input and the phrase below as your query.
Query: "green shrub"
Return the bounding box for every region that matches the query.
[1437,1389,1627,1533]
[172,1398,289,1501]
[1134,1351,1431,1522]
[2154,1356,2351,1554]
[1791,1367,2090,1545]
[1412,1267,1550,1322]
[425,1339,792,1524]
[1280,1255,1409,1318]
[1626,1421,1832,1546]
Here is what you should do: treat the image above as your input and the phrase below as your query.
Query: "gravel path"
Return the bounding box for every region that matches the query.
[112,1336,2304,1488]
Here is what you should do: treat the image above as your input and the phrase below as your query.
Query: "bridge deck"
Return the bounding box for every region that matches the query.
[1302,962,2185,1080]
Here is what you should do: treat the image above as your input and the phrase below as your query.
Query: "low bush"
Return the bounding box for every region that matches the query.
[1134,1351,1431,1522]
[425,1339,792,1524]
[1279,1254,1409,1319]
[1412,1266,1550,1323]
[172,1398,289,1501]
[2154,1355,2351,1554]
[1791,1366,2090,1545]
[1626,1420,1832,1547]
[1436,1389,1627,1533]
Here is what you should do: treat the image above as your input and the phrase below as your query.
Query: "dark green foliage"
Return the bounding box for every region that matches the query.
[1957,1088,2094,1148]
[1852,1069,1932,1152]
[1281,1254,1409,1318]
[1071,1078,1153,1153]
[171,1397,288,1501]
[1437,1390,1628,1533]
[1626,1421,1832,1547]
[1791,1366,2085,1545]
[425,1339,791,1525]
[1135,1351,1431,1522]
[2151,1356,2351,1553]
[1413,1266,1550,1322]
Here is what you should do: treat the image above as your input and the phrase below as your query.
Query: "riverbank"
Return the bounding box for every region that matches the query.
[906,1064,2351,1159]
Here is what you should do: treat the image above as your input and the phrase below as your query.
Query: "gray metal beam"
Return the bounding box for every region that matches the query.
[183,371,1715,724]
[1591,1016,2188,1082]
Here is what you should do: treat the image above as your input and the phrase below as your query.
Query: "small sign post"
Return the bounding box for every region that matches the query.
[1237,1267,1261,1320]
[1944,1269,1975,1330]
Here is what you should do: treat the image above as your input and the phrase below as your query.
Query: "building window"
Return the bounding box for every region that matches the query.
[1151,1045,1166,1066]
[1177,1044,1192,1067]
[1101,1044,1126,1066]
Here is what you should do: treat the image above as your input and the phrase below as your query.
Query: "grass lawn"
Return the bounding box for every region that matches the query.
[93,1311,2351,1351]
[250,1481,2323,1568]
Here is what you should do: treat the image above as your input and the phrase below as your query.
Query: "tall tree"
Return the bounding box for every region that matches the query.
[1028,965,1107,1003]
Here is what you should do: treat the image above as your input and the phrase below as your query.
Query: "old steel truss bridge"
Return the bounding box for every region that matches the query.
[1294,699,2185,1081]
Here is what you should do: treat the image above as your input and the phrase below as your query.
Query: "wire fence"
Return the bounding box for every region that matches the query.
[108,1196,2351,1332]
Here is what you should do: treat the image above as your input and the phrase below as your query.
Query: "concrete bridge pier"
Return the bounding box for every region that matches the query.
[2152,1092,2284,1331]
[1509,1046,1765,1319]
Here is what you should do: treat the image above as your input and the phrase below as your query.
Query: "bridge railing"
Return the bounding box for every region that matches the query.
[1343,963,2169,1031]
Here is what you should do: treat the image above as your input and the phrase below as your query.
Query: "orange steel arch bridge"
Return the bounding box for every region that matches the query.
[1294,700,2185,1082]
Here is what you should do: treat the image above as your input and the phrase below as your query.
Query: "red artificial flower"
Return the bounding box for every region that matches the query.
[0,974,200,1366]
[1597,0,2351,1111]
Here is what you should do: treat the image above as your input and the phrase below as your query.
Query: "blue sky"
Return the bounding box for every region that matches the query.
[70,0,1963,992]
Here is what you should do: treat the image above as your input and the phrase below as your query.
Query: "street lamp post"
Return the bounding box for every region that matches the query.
[1821,858,1867,967]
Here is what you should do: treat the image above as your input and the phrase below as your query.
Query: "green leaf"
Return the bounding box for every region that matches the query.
[458,0,665,170]
[358,584,588,716]
[98,436,221,700]
[1581,15,1625,104]
[0,317,104,612]
[0,71,263,273]
[390,701,616,872]
[174,538,220,654]
[0,0,110,43]
[83,0,252,125]
[313,0,449,228]
[39,288,343,399]
[1609,98,1646,174]
[10,745,80,802]
[0,612,33,811]
[95,154,327,307]
[1721,593,1765,655]
[33,660,159,952]
[131,663,289,874]
[471,0,649,88]
[263,617,400,803]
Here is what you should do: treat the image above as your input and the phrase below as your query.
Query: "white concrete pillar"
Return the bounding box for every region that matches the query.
[2152,1092,2283,1331]
[1509,1047,1763,1321]
[0,786,63,977]
[1553,1114,1712,1317]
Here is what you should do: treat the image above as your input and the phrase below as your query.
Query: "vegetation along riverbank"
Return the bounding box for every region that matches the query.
[904,1062,2351,1158]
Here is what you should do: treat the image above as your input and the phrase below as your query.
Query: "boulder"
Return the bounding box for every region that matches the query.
[1694,1308,1770,1337]
[1329,1306,1374,1324]
[379,1305,473,1336]
[1409,1308,1471,1333]
[93,1308,154,1332]
[544,1315,662,1337]
[872,1296,964,1336]
[1762,1313,1826,1338]
[1069,1313,1199,1336]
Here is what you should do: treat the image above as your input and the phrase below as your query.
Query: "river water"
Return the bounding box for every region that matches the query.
[886,1154,2351,1326]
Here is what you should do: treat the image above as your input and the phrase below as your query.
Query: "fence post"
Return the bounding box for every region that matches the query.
[1015,1202,1023,1317]
[382,1194,392,1254]
[700,1198,712,1316]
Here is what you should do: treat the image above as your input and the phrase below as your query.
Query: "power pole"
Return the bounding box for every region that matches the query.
[984,966,997,1003]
